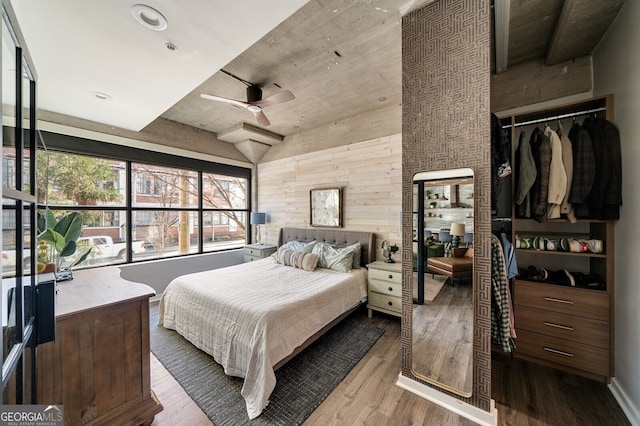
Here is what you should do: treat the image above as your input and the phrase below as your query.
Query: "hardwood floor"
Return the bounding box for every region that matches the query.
[150,307,630,426]
[412,280,473,394]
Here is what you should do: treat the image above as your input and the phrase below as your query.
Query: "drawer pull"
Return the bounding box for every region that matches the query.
[544,322,574,331]
[388,274,393,279]
[388,286,393,292]
[544,347,574,357]
[388,301,393,306]
[543,297,574,305]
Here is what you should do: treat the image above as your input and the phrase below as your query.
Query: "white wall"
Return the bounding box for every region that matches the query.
[118,249,244,302]
[592,1,640,423]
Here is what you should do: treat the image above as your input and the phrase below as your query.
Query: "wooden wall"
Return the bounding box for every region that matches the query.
[257,134,401,260]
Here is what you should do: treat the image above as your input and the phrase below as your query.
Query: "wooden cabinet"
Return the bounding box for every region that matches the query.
[514,280,611,381]
[244,244,277,262]
[500,95,616,383]
[366,261,402,318]
[37,267,163,425]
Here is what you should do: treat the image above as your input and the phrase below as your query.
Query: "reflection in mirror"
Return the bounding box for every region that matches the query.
[411,168,474,397]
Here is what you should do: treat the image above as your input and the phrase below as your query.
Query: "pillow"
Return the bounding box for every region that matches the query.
[334,242,362,269]
[274,248,319,271]
[311,242,356,273]
[277,239,316,253]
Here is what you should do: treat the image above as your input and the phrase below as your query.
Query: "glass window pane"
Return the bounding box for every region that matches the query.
[132,164,197,208]
[202,210,246,252]
[132,210,199,260]
[2,21,17,190]
[45,152,125,207]
[202,173,247,209]
[39,209,129,269]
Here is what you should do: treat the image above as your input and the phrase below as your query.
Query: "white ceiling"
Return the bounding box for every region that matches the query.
[9,0,309,131]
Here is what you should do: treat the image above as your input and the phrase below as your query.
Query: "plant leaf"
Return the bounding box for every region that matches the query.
[39,229,67,253]
[69,246,92,268]
[59,240,77,258]
[54,212,83,244]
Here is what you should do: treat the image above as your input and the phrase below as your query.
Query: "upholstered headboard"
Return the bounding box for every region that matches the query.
[278,227,376,266]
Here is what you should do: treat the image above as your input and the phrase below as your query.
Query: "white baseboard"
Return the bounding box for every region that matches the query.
[609,378,640,425]
[396,374,497,426]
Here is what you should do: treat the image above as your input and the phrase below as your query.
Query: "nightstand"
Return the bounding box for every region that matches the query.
[366,261,403,318]
[244,244,277,262]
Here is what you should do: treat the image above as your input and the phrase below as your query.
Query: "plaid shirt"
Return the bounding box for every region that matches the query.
[491,235,515,352]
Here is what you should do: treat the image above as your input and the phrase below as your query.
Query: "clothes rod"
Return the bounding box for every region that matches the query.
[501,106,607,129]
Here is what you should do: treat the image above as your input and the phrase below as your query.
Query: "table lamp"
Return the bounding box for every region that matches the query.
[450,223,466,248]
[250,212,267,245]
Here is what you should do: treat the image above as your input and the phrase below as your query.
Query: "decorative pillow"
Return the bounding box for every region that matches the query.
[274,248,319,271]
[333,242,362,269]
[311,242,356,273]
[277,240,316,253]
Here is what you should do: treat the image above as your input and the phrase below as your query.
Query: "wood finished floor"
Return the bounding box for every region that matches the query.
[150,307,630,426]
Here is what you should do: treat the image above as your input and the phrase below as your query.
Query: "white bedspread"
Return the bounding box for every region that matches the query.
[157,256,367,419]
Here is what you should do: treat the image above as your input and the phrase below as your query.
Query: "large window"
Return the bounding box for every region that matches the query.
[1,141,251,274]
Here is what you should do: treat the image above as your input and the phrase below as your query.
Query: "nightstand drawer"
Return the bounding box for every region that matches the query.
[368,267,402,284]
[368,292,402,314]
[368,279,402,297]
[516,330,609,377]
[515,280,609,321]
[243,245,276,262]
[515,306,609,349]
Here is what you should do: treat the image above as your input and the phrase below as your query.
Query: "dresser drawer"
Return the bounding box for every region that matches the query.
[368,267,402,285]
[368,279,402,297]
[368,292,402,314]
[244,254,260,262]
[515,280,609,321]
[515,306,609,349]
[516,330,609,377]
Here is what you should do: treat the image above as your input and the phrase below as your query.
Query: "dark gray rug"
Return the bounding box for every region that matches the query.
[150,305,384,425]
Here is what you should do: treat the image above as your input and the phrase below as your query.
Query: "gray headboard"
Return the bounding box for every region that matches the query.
[278,227,376,266]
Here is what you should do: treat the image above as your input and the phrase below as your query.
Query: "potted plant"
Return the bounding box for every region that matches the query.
[37,210,92,281]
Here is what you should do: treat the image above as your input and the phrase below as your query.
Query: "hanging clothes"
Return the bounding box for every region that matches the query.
[530,128,551,223]
[545,125,567,219]
[514,130,536,218]
[491,235,515,352]
[491,113,511,217]
[568,121,596,218]
[557,121,577,223]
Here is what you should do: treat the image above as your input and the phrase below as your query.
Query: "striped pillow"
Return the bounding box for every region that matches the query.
[275,248,319,271]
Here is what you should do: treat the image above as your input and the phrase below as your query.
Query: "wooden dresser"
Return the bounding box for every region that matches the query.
[37,267,163,425]
[366,261,402,318]
[514,280,610,381]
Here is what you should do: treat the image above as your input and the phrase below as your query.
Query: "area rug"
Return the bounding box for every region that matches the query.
[149,305,384,426]
[413,272,448,302]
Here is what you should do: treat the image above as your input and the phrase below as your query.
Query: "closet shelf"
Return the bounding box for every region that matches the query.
[514,248,607,258]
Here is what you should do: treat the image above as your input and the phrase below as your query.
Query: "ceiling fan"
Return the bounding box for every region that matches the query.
[200,70,295,127]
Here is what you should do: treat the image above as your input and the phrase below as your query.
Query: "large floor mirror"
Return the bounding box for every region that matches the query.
[411,168,474,397]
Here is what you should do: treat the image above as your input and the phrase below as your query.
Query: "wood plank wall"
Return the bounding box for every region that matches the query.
[257,134,401,261]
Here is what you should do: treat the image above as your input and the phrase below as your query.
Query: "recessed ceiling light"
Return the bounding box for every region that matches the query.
[90,91,113,101]
[131,4,168,31]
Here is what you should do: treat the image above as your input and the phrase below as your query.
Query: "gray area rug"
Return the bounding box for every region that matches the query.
[150,305,384,425]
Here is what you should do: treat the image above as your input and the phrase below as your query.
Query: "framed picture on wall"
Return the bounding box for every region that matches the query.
[310,187,342,227]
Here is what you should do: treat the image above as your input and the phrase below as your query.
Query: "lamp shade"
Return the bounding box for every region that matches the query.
[250,212,266,225]
[450,223,466,237]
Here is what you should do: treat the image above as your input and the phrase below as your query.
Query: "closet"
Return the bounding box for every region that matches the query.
[497,95,616,383]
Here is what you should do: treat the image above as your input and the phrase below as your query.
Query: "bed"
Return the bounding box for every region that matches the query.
[157,227,375,419]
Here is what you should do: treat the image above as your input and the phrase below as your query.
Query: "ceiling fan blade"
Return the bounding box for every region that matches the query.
[253,109,271,126]
[252,90,295,108]
[200,93,249,109]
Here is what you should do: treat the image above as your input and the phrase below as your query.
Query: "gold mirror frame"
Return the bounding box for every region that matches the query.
[411,168,474,397]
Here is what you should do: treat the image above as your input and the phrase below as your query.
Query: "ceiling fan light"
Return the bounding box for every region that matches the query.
[247,105,262,113]
[131,4,168,31]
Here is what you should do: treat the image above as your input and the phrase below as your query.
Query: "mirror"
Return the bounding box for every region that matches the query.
[411,168,474,397]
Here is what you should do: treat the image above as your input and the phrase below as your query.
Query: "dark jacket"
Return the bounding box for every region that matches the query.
[568,122,596,218]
